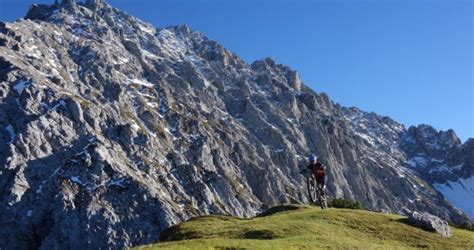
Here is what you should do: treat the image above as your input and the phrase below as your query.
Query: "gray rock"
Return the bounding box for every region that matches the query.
[408,211,452,237]
[61,0,76,8]
[65,98,84,123]
[25,4,56,21]
[401,124,473,184]
[85,0,106,10]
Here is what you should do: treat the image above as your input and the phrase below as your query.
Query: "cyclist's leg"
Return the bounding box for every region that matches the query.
[316,177,325,195]
[316,176,322,194]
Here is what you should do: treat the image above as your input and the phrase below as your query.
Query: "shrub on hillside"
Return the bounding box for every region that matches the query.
[457,222,474,232]
[328,198,363,209]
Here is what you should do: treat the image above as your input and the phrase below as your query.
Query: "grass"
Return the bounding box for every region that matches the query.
[137,205,474,249]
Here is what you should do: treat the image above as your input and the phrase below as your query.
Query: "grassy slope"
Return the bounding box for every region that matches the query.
[138,205,474,249]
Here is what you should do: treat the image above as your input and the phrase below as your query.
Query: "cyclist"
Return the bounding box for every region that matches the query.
[307,155,326,195]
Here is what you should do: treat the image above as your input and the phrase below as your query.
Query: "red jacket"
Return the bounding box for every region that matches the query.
[308,162,325,178]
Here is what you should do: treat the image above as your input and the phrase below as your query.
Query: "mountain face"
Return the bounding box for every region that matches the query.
[0,0,472,248]
[401,126,474,218]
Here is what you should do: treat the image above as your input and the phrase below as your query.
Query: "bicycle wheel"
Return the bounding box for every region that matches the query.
[317,188,324,209]
[307,176,317,204]
[320,190,327,209]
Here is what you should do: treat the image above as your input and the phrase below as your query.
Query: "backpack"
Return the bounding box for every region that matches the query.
[316,163,325,177]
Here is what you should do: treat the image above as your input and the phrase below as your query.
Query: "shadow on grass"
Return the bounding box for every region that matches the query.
[159,225,201,242]
[256,204,302,217]
[391,217,437,234]
[215,247,246,250]
[188,215,235,222]
[242,229,278,240]
[392,217,410,226]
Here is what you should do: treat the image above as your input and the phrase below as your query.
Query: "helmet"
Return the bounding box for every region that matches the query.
[308,154,317,162]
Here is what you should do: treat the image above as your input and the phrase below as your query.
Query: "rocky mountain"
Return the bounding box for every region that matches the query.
[401,125,474,218]
[0,0,472,248]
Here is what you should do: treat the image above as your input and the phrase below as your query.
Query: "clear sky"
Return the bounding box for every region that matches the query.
[1,0,473,141]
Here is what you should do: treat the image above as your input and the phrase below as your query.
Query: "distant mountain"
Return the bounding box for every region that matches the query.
[401,125,474,218]
[0,0,472,248]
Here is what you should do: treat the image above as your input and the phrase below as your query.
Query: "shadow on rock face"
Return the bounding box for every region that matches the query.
[0,135,164,249]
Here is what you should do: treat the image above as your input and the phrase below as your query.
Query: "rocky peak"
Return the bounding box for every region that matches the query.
[85,0,107,10]
[61,0,78,10]
[61,0,108,11]
[25,3,59,21]
[401,124,470,184]
[251,57,276,71]
[439,129,461,146]
[406,124,461,151]
[250,57,302,91]
[410,124,438,140]
[25,0,111,22]
[286,70,302,92]
[173,24,192,35]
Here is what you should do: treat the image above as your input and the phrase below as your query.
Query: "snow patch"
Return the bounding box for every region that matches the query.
[160,104,169,115]
[51,100,67,111]
[141,49,160,60]
[428,165,452,174]
[452,163,464,171]
[13,80,30,95]
[131,123,140,131]
[146,102,159,108]
[138,23,156,35]
[431,158,444,163]
[157,125,168,133]
[107,178,126,188]
[72,27,88,36]
[126,78,154,88]
[433,176,474,219]
[6,125,16,144]
[25,44,42,58]
[190,133,201,140]
[356,132,375,146]
[114,56,129,65]
[407,156,428,168]
[67,70,75,83]
[70,176,82,185]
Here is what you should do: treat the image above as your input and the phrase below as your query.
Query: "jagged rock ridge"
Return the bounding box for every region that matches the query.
[401,125,474,218]
[0,0,472,248]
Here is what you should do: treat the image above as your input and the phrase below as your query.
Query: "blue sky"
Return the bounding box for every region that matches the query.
[1,0,473,141]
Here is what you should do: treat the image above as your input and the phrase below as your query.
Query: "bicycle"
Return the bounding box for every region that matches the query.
[306,171,327,209]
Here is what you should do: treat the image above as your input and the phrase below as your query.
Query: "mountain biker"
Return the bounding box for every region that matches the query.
[307,155,326,194]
